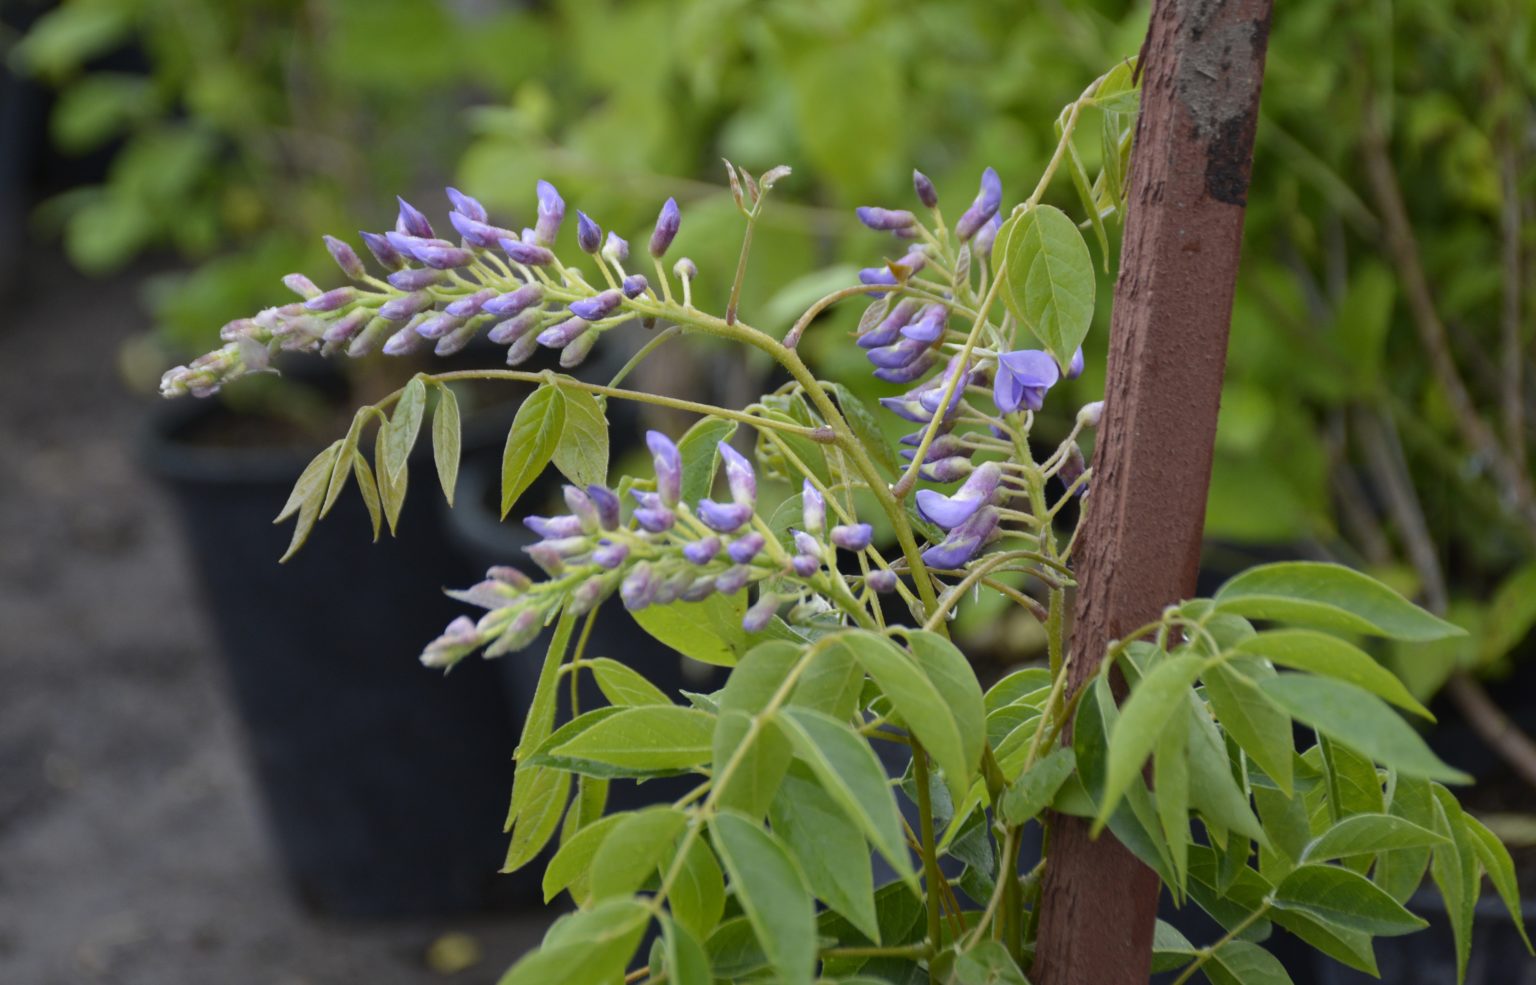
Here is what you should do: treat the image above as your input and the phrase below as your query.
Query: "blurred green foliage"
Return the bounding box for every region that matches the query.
[14,0,1536,694]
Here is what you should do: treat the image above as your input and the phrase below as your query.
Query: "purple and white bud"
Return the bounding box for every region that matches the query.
[899,433,968,465]
[860,299,920,349]
[802,479,825,534]
[524,542,567,575]
[1065,347,1085,380]
[324,235,367,280]
[569,289,623,321]
[505,333,541,366]
[416,244,475,270]
[920,456,975,483]
[564,485,601,532]
[647,431,682,506]
[858,266,899,289]
[830,523,874,552]
[379,291,433,322]
[622,274,649,299]
[445,288,496,319]
[537,316,590,349]
[446,187,488,223]
[592,541,630,569]
[913,169,939,209]
[282,273,321,299]
[576,211,601,254]
[396,196,435,238]
[483,284,544,317]
[387,267,445,290]
[1058,444,1087,494]
[488,565,532,589]
[602,231,629,263]
[916,462,1002,529]
[360,230,405,269]
[742,593,780,633]
[419,615,481,668]
[683,537,721,565]
[868,569,899,594]
[303,287,357,312]
[715,565,753,595]
[973,214,1004,260]
[727,531,765,565]
[634,505,676,533]
[791,554,821,578]
[321,309,370,345]
[681,576,717,603]
[587,485,620,529]
[921,505,1000,569]
[414,313,462,340]
[650,198,681,257]
[383,323,427,356]
[673,257,698,281]
[488,310,540,345]
[569,575,612,616]
[620,563,659,610]
[872,351,938,384]
[697,499,753,533]
[954,167,1002,241]
[717,442,757,506]
[487,607,544,656]
[856,206,919,232]
[560,328,597,368]
[1077,400,1104,428]
[346,317,392,357]
[792,529,823,559]
[500,237,556,267]
[524,512,583,538]
[448,211,508,249]
[534,180,565,245]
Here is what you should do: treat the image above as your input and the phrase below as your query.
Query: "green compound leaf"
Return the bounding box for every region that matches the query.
[709,811,816,985]
[998,203,1096,369]
[1214,561,1465,642]
[551,382,609,488]
[500,382,565,518]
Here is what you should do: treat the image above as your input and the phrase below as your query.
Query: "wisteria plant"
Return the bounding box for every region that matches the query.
[162,64,1529,985]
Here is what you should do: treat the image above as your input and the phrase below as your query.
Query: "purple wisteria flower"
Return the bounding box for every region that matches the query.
[535,180,564,246]
[856,207,919,233]
[802,479,825,534]
[830,524,873,551]
[718,442,757,506]
[650,198,681,257]
[570,289,623,321]
[647,431,682,506]
[916,462,1002,529]
[921,505,1001,569]
[576,211,602,254]
[993,349,1061,414]
[913,170,939,208]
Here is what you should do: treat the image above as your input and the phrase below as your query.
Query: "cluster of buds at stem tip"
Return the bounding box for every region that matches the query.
[161,180,696,398]
[417,432,884,669]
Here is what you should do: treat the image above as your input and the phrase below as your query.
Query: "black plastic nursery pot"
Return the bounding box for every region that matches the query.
[142,387,530,917]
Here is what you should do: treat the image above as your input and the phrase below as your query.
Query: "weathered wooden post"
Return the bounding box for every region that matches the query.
[1030,2,1274,983]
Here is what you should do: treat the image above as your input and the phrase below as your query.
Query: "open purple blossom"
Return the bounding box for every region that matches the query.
[916,462,1002,529]
[954,167,1002,241]
[900,304,949,343]
[921,505,1000,569]
[993,349,1061,414]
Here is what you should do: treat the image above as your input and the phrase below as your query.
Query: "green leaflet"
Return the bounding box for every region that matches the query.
[709,811,816,985]
[588,656,671,706]
[1214,562,1465,642]
[500,382,565,518]
[677,416,736,503]
[769,762,880,943]
[1205,940,1294,985]
[1273,863,1429,936]
[541,706,715,775]
[953,940,1031,984]
[430,381,460,505]
[997,203,1096,368]
[1301,813,1447,863]
[900,630,987,784]
[1203,660,1294,796]
[496,898,649,985]
[631,592,746,667]
[1234,629,1432,719]
[551,381,609,487]
[1430,784,1479,984]
[588,806,687,901]
[668,828,726,943]
[382,375,426,484]
[999,746,1076,826]
[1463,813,1533,954]
[659,915,712,985]
[1096,651,1204,831]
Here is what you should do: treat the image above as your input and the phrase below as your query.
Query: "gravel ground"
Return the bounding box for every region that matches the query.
[0,255,550,985]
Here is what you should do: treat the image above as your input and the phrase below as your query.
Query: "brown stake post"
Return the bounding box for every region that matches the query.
[1030,2,1273,984]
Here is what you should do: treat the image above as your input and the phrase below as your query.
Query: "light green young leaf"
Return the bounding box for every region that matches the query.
[383,376,427,484]
[705,916,769,980]
[276,439,343,562]
[769,763,880,943]
[1234,629,1432,719]
[631,591,746,667]
[1214,562,1465,642]
[985,668,1053,712]
[543,812,623,904]
[589,657,671,706]
[351,450,382,540]
[500,383,565,518]
[678,416,736,504]
[1377,775,1435,904]
[1258,676,1469,783]
[589,806,688,900]
[953,940,1030,984]
[668,831,726,944]
[709,811,816,985]
[901,630,987,783]
[660,915,713,985]
[1064,136,1110,270]
[373,425,407,536]
[998,203,1096,368]
[1205,940,1294,985]
[497,898,649,985]
[560,774,608,844]
[1273,863,1429,936]
[552,383,609,487]
[1096,652,1204,831]
[545,706,715,774]
[776,706,913,882]
[321,413,365,518]
[502,766,568,873]
[1150,920,1198,973]
[999,747,1076,826]
[846,630,970,802]
[1301,813,1447,863]
[1317,738,1387,821]
[515,611,578,761]
[1463,813,1533,954]
[431,382,461,505]
[712,642,799,818]
[1203,661,1294,795]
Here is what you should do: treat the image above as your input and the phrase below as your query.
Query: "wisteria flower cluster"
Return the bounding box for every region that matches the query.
[160,59,1522,985]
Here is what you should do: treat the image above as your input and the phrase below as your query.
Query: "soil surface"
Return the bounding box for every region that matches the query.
[0,254,551,985]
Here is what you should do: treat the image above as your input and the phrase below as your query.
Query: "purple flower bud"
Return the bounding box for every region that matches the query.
[387,267,445,290]
[283,273,321,299]
[488,565,532,588]
[486,607,544,655]
[570,289,623,321]
[569,575,612,615]
[538,316,590,348]
[743,593,780,633]
[576,211,601,253]
[488,310,540,345]
[483,284,544,317]
[872,351,937,383]
[792,530,822,558]
[419,615,481,668]
[697,499,753,533]
[974,214,1004,259]
[435,321,482,356]
[634,506,676,533]
[379,291,433,322]
[324,235,366,280]
[653,576,681,606]
[383,323,426,355]
[955,168,1002,241]
[500,237,556,267]
[681,576,717,602]
[1065,347,1085,380]
[673,257,697,280]
[396,196,435,238]
[303,287,357,312]
[650,198,681,257]
[416,245,475,270]
[621,562,659,610]
[449,211,509,249]
[321,309,370,345]
[916,462,1002,529]
[880,394,936,423]
[856,206,919,232]
[525,514,585,539]
[920,456,975,483]
[899,432,968,464]
[535,180,565,246]
[622,274,649,299]
[900,304,948,343]
[446,187,488,223]
[868,569,899,593]
[866,335,932,370]
[505,333,541,366]
[802,479,825,534]
[360,230,405,269]
[859,266,899,288]
[913,170,939,208]
[716,565,752,595]
[993,349,1061,414]
[647,431,682,506]
[717,442,757,506]
[791,554,821,578]
[727,531,766,564]
[445,288,496,318]
[830,523,874,552]
[1058,444,1087,494]
[524,542,566,575]
[587,485,620,529]
[859,299,920,349]
[346,317,391,357]
[683,537,721,565]
[560,328,598,368]
[414,313,463,340]
[593,541,630,569]
[564,485,601,532]
[921,505,1000,569]
[603,231,629,263]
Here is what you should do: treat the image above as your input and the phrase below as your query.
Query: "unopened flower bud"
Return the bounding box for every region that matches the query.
[449,211,508,249]
[445,288,497,319]
[728,531,765,564]
[564,485,601,532]
[303,287,357,312]
[681,576,717,602]
[324,235,367,280]
[414,313,462,340]
[913,169,939,208]
[419,615,480,668]
[830,523,874,551]
[416,244,474,269]
[1077,400,1103,428]
[488,565,532,589]
[684,537,722,565]
[383,323,426,355]
[718,442,757,506]
[500,237,556,267]
[533,180,564,246]
[621,563,659,610]
[791,554,820,578]
[387,267,445,290]
[954,167,1002,241]
[973,214,1003,259]
[792,530,822,558]
[360,230,405,269]
[576,211,601,253]
[569,575,611,615]
[634,505,676,533]
[622,274,649,299]
[505,333,541,366]
[919,456,975,483]
[647,431,682,506]
[379,291,433,322]
[873,351,937,384]
[483,284,544,317]
[697,499,753,533]
[322,309,370,345]
[868,569,898,593]
[592,541,630,569]
[802,479,825,534]
[560,328,597,367]
[602,231,629,263]
[856,206,919,232]
[742,593,780,633]
[446,186,488,223]
[524,542,566,575]
[715,565,752,595]
[538,316,590,349]
[282,273,321,299]
[673,257,697,281]
[488,310,540,345]
[570,289,623,321]
[396,196,434,238]
[1066,347,1086,380]
[650,198,681,257]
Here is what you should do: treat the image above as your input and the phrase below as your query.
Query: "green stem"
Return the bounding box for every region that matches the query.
[821,943,930,960]
[1170,903,1272,985]
[911,744,945,978]
[726,209,758,326]
[607,324,681,390]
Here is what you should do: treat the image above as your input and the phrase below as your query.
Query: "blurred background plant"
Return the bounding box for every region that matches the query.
[8,0,1534,820]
